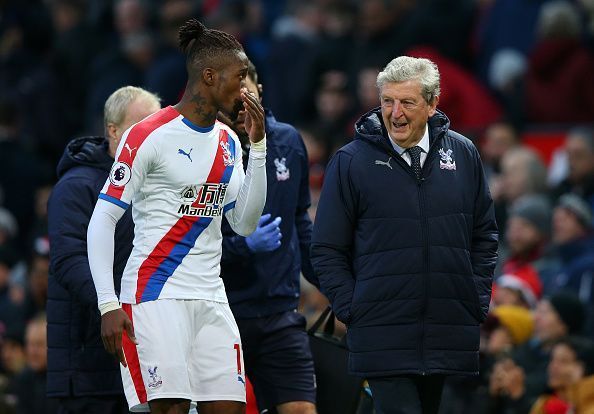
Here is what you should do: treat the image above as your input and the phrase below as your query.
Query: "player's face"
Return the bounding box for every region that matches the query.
[380,80,438,149]
[216,51,248,120]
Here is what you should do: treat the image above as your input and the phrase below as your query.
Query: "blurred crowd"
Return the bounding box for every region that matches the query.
[0,0,594,413]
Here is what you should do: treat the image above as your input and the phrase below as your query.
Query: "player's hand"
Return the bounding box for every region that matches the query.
[241,87,265,143]
[245,213,282,253]
[101,308,137,367]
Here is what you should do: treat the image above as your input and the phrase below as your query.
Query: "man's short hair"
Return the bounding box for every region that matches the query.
[103,86,161,128]
[376,56,441,104]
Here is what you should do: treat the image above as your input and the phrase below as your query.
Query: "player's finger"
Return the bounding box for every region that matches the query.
[115,332,127,367]
[241,92,264,119]
[125,319,137,345]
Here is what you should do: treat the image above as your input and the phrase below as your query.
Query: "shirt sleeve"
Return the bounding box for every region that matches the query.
[225,135,267,236]
[87,198,127,307]
[98,128,155,209]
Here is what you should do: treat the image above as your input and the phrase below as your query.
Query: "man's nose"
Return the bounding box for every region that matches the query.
[392,101,403,117]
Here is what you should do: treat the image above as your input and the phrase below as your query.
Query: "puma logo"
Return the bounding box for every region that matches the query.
[124,143,137,157]
[375,157,393,170]
[178,148,193,162]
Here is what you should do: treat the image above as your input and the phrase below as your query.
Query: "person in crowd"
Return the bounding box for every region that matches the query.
[87,19,267,414]
[493,266,543,309]
[525,0,594,124]
[488,293,586,413]
[311,55,498,414]
[9,314,59,414]
[530,336,594,414]
[47,86,161,413]
[498,194,555,282]
[552,128,594,208]
[493,146,548,238]
[481,121,520,184]
[219,61,318,414]
[550,194,594,335]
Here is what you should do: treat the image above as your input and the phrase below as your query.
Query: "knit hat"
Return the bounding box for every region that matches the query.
[557,194,593,229]
[496,266,543,308]
[509,195,552,236]
[548,292,586,335]
[492,305,535,345]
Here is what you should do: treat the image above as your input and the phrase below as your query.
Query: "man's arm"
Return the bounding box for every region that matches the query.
[87,198,136,365]
[48,177,100,306]
[471,146,499,321]
[295,135,318,287]
[310,151,357,324]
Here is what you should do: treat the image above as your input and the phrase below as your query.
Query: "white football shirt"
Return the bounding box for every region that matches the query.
[99,106,245,304]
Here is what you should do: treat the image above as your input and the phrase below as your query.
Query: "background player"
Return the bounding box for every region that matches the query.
[219,62,318,414]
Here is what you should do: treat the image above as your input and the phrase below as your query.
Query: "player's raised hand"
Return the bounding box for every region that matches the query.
[241,87,265,143]
[101,308,137,367]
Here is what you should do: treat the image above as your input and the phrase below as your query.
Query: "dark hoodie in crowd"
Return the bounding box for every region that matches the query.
[46,136,133,397]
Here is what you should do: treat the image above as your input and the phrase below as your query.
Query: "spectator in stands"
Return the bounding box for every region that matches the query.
[552,128,594,208]
[0,247,26,343]
[493,266,543,309]
[530,337,594,414]
[493,147,548,238]
[550,194,594,335]
[481,121,520,184]
[525,1,594,124]
[9,314,59,414]
[488,293,586,413]
[47,86,160,413]
[497,194,559,292]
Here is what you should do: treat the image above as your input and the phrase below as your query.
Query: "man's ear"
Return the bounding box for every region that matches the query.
[257,83,263,103]
[106,123,117,141]
[202,68,216,86]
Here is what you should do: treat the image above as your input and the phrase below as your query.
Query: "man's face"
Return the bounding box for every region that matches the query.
[552,207,586,244]
[230,75,260,140]
[505,216,544,256]
[534,300,567,343]
[380,80,437,148]
[500,152,529,202]
[547,343,582,390]
[214,51,248,120]
[566,135,594,184]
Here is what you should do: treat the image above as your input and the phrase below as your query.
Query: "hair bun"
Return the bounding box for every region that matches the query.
[178,19,207,53]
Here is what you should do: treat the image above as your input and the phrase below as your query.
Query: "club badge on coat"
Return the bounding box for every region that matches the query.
[439,148,456,171]
[274,157,290,181]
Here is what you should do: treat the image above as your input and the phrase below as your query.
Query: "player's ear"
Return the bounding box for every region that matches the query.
[202,67,216,86]
[257,84,263,103]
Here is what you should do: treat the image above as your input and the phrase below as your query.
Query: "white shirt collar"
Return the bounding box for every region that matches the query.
[389,124,430,155]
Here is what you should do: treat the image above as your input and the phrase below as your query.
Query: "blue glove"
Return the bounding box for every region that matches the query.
[245,214,282,253]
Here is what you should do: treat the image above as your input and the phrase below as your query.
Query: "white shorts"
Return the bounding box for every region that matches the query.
[120,299,246,412]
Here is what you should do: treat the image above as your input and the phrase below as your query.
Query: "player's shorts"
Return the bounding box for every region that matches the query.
[236,310,316,412]
[120,299,246,412]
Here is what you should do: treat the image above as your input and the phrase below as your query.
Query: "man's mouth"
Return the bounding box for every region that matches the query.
[392,121,408,129]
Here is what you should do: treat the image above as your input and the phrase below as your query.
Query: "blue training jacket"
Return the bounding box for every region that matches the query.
[220,110,318,318]
[47,137,133,397]
[311,108,498,377]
